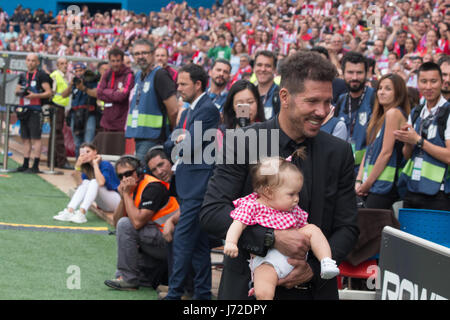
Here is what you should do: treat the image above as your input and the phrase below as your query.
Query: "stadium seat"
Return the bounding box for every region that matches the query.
[337,259,378,289]
[398,208,450,248]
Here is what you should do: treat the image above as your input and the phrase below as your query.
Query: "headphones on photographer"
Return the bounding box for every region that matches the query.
[116,154,145,178]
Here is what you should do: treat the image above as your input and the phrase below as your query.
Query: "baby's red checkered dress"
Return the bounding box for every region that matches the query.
[230,192,309,230]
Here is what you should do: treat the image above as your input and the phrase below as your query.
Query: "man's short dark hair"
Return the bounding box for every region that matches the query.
[341,51,368,73]
[212,58,232,71]
[255,50,277,69]
[279,51,337,95]
[108,47,124,60]
[437,55,450,67]
[178,63,208,92]
[418,61,442,79]
[310,46,329,59]
[145,148,171,165]
[97,61,108,70]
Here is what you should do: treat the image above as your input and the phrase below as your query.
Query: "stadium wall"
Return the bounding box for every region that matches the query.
[2,1,218,16]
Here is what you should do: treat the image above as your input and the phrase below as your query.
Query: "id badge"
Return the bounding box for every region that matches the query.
[131,109,139,128]
[411,157,423,181]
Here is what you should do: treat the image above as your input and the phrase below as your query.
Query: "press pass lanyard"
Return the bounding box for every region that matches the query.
[347,86,367,137]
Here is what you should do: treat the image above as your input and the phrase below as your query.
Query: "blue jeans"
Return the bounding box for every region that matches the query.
[71,114,96,158]
[166,198,212,300]
[134,139,159,163]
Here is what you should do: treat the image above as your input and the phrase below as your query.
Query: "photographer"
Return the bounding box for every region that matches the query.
[14,53,52,173]
[62,62,100,158]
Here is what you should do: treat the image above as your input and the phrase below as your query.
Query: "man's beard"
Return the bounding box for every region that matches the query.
[442,86,450,96]
[346,80,365,93]
[212,76,226,87]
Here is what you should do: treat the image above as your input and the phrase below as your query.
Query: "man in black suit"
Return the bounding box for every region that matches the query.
[164,64,220,300]
[199,51,359,300]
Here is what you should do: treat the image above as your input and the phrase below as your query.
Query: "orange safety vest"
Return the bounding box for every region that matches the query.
[130,174,179,232]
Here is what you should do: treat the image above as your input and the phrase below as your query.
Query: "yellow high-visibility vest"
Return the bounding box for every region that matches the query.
[50,70,70,107]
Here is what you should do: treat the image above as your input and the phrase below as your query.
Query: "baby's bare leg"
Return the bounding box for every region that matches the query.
[300,224,339,279]
[299,224,332,261]
[253,264,278,300]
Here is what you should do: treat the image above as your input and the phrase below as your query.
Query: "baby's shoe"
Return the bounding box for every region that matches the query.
[320,257,340,279]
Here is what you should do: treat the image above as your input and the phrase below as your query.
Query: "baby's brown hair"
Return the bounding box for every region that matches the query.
[251,147,306,195]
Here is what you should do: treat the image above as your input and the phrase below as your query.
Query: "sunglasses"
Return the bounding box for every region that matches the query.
[117,169,136,180]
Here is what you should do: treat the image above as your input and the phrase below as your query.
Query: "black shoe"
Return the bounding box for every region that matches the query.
[58,162,74,170]
[104,278,139,291]
[17,166,28,172]
[24,167,41,174]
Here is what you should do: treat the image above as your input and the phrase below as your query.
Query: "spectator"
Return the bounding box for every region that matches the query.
[310,46,348,105]
[14,53,52,173]
[200,51,358,300]
[221,79,265,130]
[335,51,376,174]
[154,47,178,82]
[97,47,134,132]
[207,34,231,61]
[394,62,450,211]
[406,56,423,89]
[62,62,99,158]
[229,41,247,75]
[53,143,121,224]
[370,39,389,75]
[207,58,232,112]
[164,64,220,300]
[125,39,179,162]
[356,73,410,210]
[253,50,279,120]
[230,53,252,85]
[104,154,179,290]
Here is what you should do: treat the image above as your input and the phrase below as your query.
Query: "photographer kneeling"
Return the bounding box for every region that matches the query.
[61,62,100,158]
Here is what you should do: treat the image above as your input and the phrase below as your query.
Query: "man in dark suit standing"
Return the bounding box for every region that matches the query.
[164,64,220,300]
[199,51,359,300]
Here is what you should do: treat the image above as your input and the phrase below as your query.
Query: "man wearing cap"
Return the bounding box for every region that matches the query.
[61,62,99,157]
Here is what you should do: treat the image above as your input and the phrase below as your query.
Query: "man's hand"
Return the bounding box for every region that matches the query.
[274,229,311,259]
[393,123,420,145]
[120,176,136,194]
[273,229,313,288]
[162,219,175,242]
[277,258,314,289]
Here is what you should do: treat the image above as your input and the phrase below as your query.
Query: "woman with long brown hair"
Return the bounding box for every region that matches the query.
[355,73,410,209]
[53,143,121,223]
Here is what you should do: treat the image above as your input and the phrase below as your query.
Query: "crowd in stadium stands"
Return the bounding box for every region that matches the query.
[1,0,450,300]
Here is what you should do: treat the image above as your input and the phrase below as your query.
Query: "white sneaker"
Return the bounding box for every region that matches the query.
[53,209,73,221]
[70,210,87,224]
[320,257,340,279]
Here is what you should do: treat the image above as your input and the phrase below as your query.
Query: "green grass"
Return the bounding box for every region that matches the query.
[0,161,158,300]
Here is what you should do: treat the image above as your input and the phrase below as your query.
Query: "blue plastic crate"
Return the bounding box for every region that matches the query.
[398,208,450,248]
